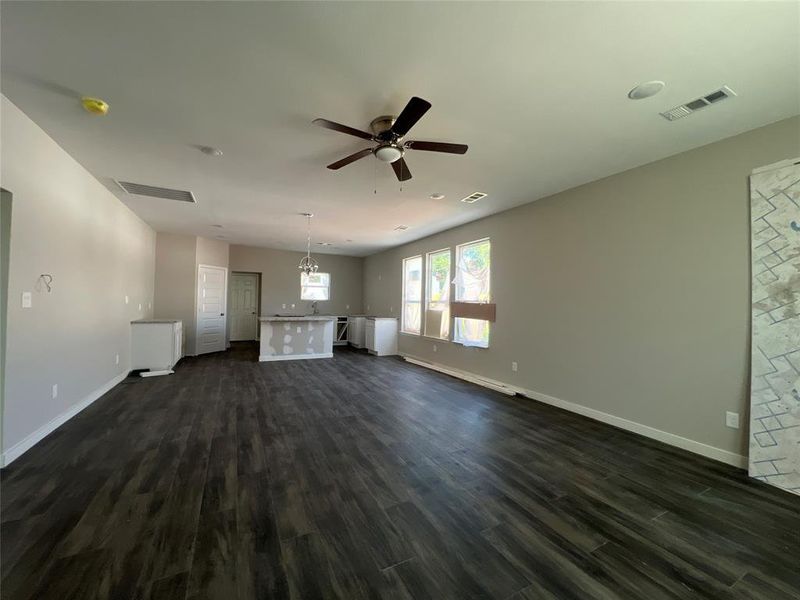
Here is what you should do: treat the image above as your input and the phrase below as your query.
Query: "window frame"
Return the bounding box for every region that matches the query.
[453,237,491,348]
[423,247,452,341]
[300,271,331,301]
[401,255,423,335]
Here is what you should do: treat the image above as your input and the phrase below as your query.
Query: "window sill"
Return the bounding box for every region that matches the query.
[423,335,450,342]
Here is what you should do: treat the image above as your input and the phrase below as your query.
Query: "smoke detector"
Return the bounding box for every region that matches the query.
[660,86,737,121]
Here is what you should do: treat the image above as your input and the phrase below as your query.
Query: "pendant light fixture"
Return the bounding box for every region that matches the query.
[298,213,320,275]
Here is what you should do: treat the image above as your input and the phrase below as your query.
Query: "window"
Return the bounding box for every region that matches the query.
[401,255,422,334]
[454,238,490,347]
[425,249,451,339]
[300,272,330,301]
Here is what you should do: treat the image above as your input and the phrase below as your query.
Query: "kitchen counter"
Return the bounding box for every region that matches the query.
[258,315,335,361]
[258,315,336,322]
[131,318,181,324]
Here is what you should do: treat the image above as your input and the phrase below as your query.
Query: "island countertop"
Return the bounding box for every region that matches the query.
[258,315,336,322]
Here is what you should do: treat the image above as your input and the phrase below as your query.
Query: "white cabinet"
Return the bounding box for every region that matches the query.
[131,320,183,372]
[365,317,398,356]
[348,316,366,349]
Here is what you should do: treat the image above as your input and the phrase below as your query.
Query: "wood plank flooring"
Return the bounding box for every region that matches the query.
[2,342,799,599]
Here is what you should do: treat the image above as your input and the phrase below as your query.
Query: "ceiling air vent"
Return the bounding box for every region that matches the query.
[461,192,487,204]
[660,86,737,122]
[394,225,409,231]
[115,181,196,203]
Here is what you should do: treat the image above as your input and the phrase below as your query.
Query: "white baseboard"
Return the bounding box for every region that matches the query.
[402,354,747,469]
[1,371,129,467]
[403,355,517,396]
[259,352,333,362]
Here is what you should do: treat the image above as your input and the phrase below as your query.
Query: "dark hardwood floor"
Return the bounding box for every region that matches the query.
[2,342,799,600]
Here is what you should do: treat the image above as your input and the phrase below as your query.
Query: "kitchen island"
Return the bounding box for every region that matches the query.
[258,315,336,362]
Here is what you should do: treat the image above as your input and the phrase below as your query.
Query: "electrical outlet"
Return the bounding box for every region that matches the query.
[297,326,301,333]
[512,361,518,372]
[115,354,120,365]
[390,306,394,313]
[725,411,740,429]
[433,344,438,352]
[346,304,350,310]
[378,274,382,281]
[138,303,142,311]
[52,384,58,399]
[282,303,287,309]
[291,303,295,309]
[124,295,129,305]
[21,291,32,308]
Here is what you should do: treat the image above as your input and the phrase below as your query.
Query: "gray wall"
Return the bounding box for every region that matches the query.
[363,116,800,459]
[1,95,156,458]
[153,233,230,355]
[154,233,197,355]
[229,245,363,317]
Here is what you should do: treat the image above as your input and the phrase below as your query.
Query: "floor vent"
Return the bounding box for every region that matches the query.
[115,181,196,203]
[461,192,487,203]
[660,86,736,121]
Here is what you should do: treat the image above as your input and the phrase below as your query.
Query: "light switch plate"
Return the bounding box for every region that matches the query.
[125,295,129,305]
[22,291,32,308]
[138,303,142,311]
[512,361,518,372]
[725,411,740,429]
[115,354,120,365]
[52,384,58,399]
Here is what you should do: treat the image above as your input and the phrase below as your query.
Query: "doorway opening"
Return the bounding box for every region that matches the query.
[229,271,261,342]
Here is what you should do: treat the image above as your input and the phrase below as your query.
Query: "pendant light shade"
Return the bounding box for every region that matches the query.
[298,213,320,275]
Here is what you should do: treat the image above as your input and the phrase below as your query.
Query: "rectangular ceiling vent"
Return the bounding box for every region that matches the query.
[394,225,409,231]
[461,192,487,204]
[660,86,737,122]
[115,180,196,203]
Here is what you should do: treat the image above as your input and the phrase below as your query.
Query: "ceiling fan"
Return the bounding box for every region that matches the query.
[313,96,468,182]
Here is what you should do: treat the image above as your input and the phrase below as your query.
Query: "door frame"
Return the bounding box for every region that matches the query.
[195,264,228,355]
[228,271,261,342]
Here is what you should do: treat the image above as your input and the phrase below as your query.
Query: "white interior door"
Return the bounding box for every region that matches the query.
[230,272,259,341]
[196,265,227,355]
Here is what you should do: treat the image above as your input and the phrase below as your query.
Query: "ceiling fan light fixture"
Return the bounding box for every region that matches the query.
[374,144,403,163]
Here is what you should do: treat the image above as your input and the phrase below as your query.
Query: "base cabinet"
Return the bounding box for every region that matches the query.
[131,320,183,371]
[365,317,398,356]
[348,316,366,348]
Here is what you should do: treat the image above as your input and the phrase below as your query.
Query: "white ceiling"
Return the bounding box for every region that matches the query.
[2,1,798,256]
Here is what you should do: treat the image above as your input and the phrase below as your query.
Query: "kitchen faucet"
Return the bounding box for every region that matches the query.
[311,301,319,315]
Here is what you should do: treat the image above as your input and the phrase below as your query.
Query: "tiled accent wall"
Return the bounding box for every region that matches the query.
[749,161,800,495]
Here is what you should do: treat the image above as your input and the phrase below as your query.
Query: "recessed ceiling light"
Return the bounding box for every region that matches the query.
[627,81,665,100]
[199,145,223,156]
[430,193,445,200]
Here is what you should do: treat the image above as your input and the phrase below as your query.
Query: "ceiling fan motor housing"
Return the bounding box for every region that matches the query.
[370,115,397,141]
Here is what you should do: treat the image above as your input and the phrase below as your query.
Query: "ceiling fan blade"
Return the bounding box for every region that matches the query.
[327,148,374,170]
[390,97,432,137]
[405,140,468,154]
[391,157,412,181]
[313,118,374,141]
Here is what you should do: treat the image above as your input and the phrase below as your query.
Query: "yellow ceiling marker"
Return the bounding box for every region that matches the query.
[81,97,109,115]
